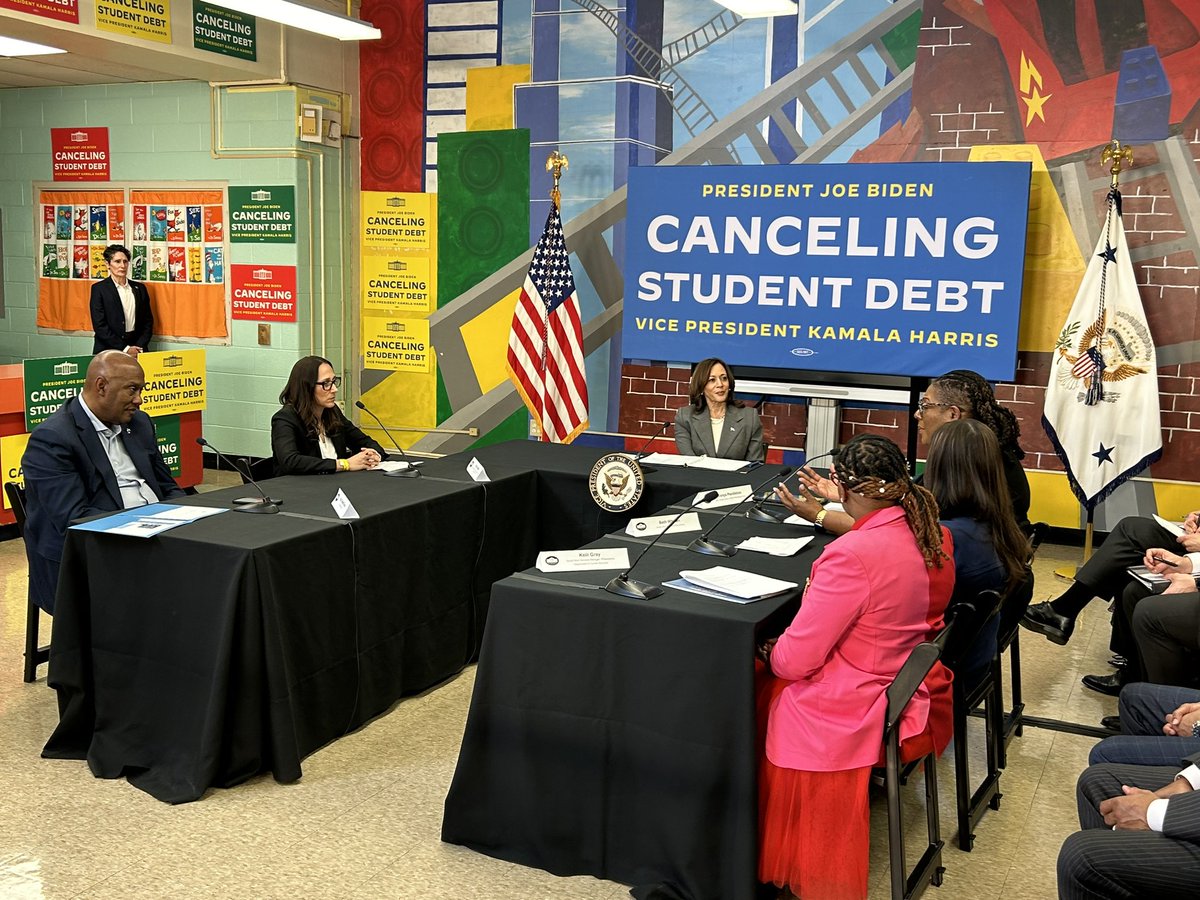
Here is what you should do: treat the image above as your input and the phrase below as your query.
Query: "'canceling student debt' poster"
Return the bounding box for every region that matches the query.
[623,162,1032,381]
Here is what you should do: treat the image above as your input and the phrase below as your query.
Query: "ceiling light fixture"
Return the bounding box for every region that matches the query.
[715,0,800,18]
[213,0,382,41]
[0,36,67,56]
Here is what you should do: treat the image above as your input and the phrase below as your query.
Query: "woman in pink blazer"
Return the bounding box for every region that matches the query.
[758,434,955,899]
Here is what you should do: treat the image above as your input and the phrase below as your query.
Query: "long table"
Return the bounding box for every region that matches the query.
[41,441,758,803]
[442,511,832,900]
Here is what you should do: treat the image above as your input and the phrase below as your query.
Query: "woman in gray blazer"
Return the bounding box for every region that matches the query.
[673,357,764,462]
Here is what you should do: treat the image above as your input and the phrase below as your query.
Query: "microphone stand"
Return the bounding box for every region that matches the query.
[627,420,673,474]
[689,467,792,557]
[354,400,421,478]
[747,449,839,524]
[196,437,280,514]
[606,489,720,600]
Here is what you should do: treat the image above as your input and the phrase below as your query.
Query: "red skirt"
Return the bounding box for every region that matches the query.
[755,663,870,899]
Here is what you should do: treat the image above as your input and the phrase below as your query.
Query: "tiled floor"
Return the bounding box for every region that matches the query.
[1,489,1113,898]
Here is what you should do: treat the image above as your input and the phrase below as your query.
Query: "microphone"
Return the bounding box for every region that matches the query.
[196,437,280,514]
[606,489,719,601]
[689,467,791,557]
[627,420,673,473]
[354,400,421,478]
[747,449,838,524]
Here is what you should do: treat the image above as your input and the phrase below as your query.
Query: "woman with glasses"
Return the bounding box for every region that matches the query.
[673,357,764,462]
[757,434,954,899]
[774,368,1030,535]
[271,356,387,475]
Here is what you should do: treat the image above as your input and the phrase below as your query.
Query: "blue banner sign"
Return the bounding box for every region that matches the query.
[623,162,1031,380]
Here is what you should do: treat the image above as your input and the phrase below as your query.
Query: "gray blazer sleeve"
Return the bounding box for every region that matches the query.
[744,408,764,462]
[674,406,697,455]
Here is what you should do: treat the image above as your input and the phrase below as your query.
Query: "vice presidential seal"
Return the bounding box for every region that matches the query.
[589,453,645,513]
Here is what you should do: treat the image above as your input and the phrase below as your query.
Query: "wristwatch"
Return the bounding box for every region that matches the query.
[1191,721,1200,738]
[814,508,828,529]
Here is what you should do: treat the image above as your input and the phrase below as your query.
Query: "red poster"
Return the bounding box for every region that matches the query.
[167,247,187,282]
[108,204,125,242]
[231,264,298,322]
[51,127,109,181]
[0,0,78,23]
[132,206,147,242]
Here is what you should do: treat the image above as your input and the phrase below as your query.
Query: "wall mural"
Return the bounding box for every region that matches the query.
[358,0,1200,520]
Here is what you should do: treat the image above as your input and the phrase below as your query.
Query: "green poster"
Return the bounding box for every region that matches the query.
[152,414,182,478]
[229,185,295,243]
[23,355,90,430]
[193,3,256,61]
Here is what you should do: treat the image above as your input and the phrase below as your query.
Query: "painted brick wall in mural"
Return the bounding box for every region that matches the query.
[389,0,1200,496]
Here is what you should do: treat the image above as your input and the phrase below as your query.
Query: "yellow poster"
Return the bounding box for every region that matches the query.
[361,192,434,252]
[1,432,31,510]
[363,318,431,373]
[139,349,207,415]
[362,254,434,314]
[95,0,172,43]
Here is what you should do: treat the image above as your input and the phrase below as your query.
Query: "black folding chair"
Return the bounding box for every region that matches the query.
[939,589,1006,851]
[995,523,1047,768]
[883,639,945,900]
[5,482,50,683]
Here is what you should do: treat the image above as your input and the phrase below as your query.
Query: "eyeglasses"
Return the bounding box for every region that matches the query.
[915,399,951,416]
[316,376,342,391]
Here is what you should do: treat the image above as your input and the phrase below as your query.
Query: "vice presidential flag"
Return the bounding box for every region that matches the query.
[1042,188,1161,509]
[506,205,589,443]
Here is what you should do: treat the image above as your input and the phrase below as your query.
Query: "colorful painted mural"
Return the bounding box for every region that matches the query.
[358,0,1200,522]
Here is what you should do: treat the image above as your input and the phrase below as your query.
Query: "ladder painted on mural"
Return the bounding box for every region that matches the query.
[414,0,922,454]
[566,0,740,159]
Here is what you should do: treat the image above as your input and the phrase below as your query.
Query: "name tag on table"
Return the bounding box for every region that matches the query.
[694,485,752,509]
[536,548,630,573]
[332,488,360,519]
[467,457,490,482]
[625,512,702,537]
[375,460,411,473]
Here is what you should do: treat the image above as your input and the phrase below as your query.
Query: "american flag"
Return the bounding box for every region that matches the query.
[506,205,589,443]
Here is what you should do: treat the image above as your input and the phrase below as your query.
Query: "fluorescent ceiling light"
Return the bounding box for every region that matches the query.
[214,0,382,41]
[715,0,799,17]
[0,36,67,56]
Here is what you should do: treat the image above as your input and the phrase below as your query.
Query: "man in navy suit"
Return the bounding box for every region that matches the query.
[21,351,183,614]
[1058,751,1200,898]
[90,243,153,355]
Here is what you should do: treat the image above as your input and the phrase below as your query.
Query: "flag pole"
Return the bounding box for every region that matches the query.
[1054,140,1135,581]
[546,150,568,211]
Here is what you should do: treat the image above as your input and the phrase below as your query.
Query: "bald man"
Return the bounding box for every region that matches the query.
[21,351,184,614]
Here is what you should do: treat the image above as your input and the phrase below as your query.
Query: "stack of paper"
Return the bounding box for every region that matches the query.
[70,503,228,538]
[736,535,814,557]
[667,565,798,603]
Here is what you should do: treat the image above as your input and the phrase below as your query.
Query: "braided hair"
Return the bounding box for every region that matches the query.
[835,434,948,568]
[930,370,1025,461]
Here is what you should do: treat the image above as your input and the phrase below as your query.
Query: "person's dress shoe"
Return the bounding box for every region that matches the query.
[1019,601,1075,645]
[1082,672,1124,696]
[1101,715,1121,732]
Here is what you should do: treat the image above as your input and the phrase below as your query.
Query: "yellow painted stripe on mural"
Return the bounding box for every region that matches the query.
[466,64,531,131]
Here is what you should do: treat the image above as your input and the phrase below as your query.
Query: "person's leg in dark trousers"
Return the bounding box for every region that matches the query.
[1024,516,1177,644]
[1088,682,1200,765]
[1133,592,1200,687]
[1059,761,1200,899]
[1111,581,1154,681]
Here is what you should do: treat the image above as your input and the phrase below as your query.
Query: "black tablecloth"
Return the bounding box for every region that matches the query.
[44,468,539,803]
[442,513,832,900]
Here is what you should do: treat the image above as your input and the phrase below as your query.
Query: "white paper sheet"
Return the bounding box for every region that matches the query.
[677,565,798,600]
[736,535,814,557]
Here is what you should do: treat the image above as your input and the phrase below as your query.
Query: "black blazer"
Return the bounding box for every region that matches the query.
[91,277,153,353]
[21,397,183,613]
[271,405,389,475]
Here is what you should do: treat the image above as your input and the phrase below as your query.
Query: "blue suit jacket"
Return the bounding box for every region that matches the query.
[21,396,183,613]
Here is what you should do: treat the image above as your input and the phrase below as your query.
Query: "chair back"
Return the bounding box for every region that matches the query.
[885,641,942,735]
[937,589,1004,673]
[237,457,274,485]
[5,481,27,534]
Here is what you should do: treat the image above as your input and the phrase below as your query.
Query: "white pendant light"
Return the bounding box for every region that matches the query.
[214,0,382,41]
[715,0,800,18]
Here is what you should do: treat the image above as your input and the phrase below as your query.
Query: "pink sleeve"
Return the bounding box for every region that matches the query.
[770,544,870,681]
